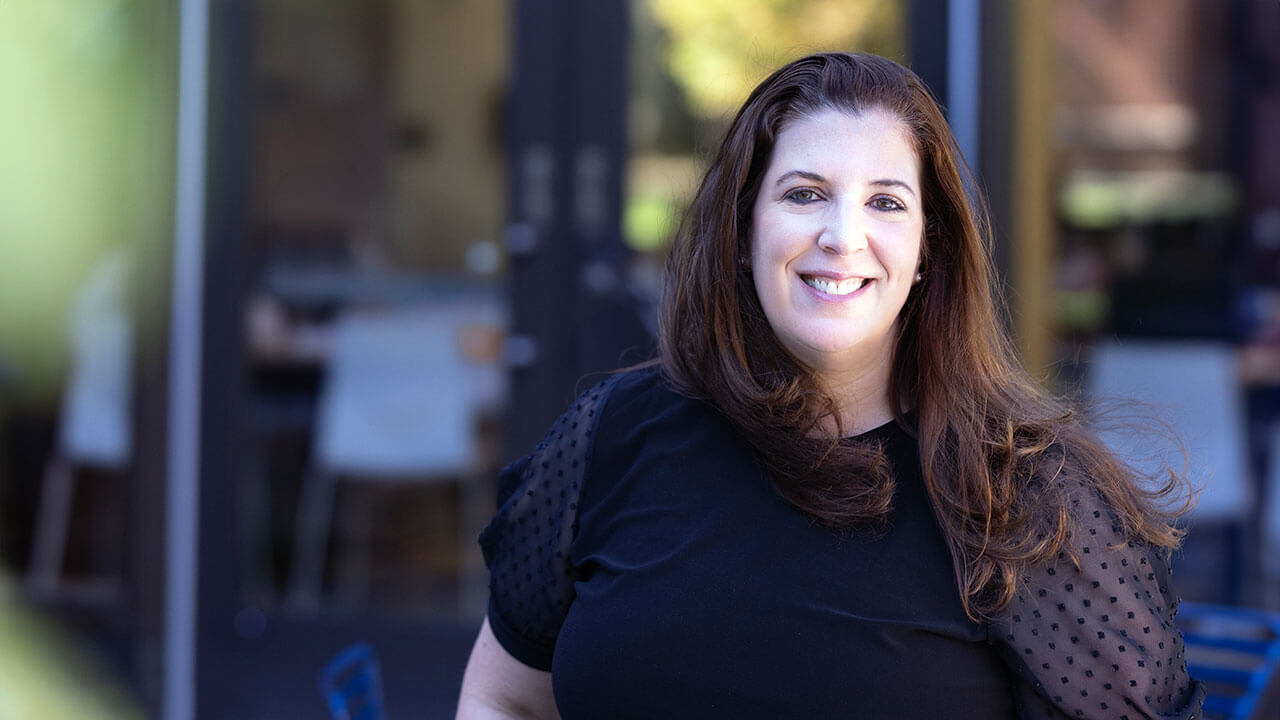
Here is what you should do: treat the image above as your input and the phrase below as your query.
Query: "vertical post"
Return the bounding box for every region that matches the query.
[978,1,1015,318]
[1011,0,1053,379]
[165,0,209,718]
[908,0,950,115]
[504,0,579,459]
[504,0,641,460]
[947,0,982,175]
[193,0,252,716]
[569,0,640,377]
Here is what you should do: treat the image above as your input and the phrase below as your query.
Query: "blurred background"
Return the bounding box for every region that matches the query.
[0,0,1277,718]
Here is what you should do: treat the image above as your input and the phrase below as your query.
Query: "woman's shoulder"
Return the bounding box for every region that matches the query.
[594,362,664,403]
[517,365,665,449]
[600,361,687,403]
[515,363,693,472]
[587,362,711,433]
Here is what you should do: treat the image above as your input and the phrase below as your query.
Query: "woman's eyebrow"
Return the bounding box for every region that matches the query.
[774,171,918,198]
[870,178,917,197]
[773,169,826,186]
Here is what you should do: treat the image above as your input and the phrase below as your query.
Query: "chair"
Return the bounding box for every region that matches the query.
[1179,603,1280,720]
[1264,425,1280,607]
[1086,341,1252,602]
[27,253,133,599]
[285,302,496,612]
[1085,341,1251,520]
[318,642,386,720]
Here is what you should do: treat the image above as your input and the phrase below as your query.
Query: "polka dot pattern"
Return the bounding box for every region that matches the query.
[990,479,1206,719]
[478,376,617,657]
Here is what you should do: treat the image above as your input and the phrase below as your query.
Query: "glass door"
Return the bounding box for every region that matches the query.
[197,1,516,717]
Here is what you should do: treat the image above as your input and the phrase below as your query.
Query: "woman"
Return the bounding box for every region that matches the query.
[458,52,1204,719]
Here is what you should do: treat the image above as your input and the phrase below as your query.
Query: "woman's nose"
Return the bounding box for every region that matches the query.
[817,204,868,255]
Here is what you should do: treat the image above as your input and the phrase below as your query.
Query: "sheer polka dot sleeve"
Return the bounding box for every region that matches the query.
[478,376,618,671]
[990,480,1206,720]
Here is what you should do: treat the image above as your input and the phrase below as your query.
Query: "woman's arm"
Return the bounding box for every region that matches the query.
[989,479,1205,719]
[462,377,619,719]
[456,618,560,720]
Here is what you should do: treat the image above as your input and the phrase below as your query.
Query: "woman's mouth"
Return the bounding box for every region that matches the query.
[801,275,868,296]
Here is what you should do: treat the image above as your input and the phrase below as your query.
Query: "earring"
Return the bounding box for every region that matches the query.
[914,272,923,284]
[738,256,751,270]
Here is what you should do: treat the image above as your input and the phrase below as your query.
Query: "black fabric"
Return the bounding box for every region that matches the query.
[481,377,612,670]
[479,367,1204,719]
[990,485,1207,719]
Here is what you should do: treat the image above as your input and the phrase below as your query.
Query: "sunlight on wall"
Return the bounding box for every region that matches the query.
[0,1,173,404]
[623,0,903,255]
[649,0,903,120]
[0,578,143,719]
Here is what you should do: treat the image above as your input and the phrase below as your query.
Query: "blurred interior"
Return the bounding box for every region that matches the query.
[0,0,1277,717]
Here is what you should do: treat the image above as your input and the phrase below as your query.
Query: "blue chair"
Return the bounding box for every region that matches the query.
[318,642,386,720]
[1180,603,1280,719]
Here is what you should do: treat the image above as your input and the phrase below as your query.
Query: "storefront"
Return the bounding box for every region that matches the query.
[1,1,1276,717]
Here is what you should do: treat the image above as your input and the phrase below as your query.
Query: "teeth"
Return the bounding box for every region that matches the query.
[803,275,867,296]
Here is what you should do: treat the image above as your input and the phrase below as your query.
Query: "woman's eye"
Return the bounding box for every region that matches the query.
[785,188,821,204]
[871,196,906,212]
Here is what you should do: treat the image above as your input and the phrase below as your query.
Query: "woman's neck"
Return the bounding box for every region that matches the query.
[814,355,895,437]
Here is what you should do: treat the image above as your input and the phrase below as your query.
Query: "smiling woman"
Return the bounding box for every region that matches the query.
[458,53,1205,720]
[749,108,923,435]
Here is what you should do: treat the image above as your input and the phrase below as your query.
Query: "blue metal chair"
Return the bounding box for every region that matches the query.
[318,642,386,720]
[1180,602,1280,720]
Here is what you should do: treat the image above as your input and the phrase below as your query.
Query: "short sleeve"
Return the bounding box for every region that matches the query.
[990,480,1206,720]
[478,375,617,671]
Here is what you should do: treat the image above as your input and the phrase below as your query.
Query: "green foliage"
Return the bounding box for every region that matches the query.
[0,577,144,719]
[649,0,904,119]
[0,0,175,403]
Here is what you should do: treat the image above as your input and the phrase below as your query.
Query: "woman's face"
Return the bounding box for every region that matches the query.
[749,107,923,381]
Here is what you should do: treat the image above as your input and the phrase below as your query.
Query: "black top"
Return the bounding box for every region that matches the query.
[480,367,1205,719]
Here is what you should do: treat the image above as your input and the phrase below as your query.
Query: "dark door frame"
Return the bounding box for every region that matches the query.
[192,2,638,717]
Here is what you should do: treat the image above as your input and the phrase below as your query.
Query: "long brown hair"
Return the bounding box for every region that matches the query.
[659,52,1189,619]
